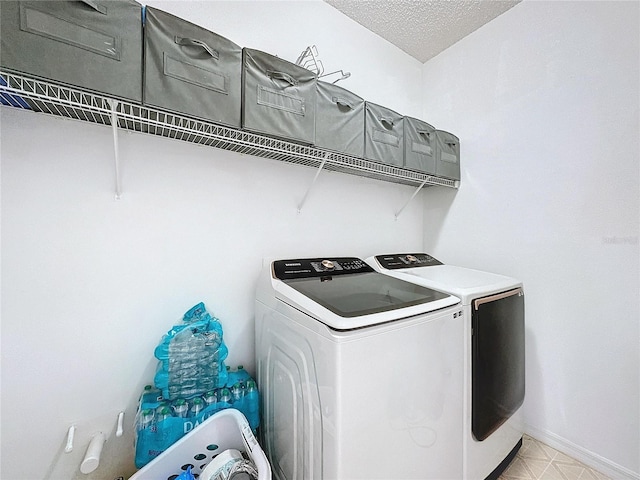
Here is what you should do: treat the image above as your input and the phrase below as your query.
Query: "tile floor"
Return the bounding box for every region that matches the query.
[498,435,611,480]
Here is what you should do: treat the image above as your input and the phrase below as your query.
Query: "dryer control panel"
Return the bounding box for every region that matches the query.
[375,253,443,270]
[273,257,374,280]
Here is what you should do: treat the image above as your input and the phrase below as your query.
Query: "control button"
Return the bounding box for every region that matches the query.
[406,255,419,263]
[321,259,335,270]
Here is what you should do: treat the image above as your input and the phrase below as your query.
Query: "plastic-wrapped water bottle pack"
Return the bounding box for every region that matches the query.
[134,302,261,469]
[134,379,260,468]
[154,302,229,400]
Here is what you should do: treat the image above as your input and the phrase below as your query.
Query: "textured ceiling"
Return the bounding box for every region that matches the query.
[324,0,521,63]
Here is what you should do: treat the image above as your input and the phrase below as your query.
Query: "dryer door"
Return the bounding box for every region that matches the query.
[471,288,525,441]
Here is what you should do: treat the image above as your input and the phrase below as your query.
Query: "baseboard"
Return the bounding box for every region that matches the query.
[524,423,639,480]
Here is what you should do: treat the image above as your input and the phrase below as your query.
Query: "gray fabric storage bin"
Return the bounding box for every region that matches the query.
[144,7,242,127]
[435,130,461,180]
[403,116,437,174]
[0,0,142,103]
[364,102,404,167]
[242,48,317,144]
[315,81,364,157]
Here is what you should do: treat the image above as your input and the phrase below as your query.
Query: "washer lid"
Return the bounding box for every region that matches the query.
[367,254,521,304]
[271,258,460,330]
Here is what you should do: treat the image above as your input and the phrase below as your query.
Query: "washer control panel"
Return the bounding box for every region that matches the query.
[274,257,373,280]
[375,253,443,270]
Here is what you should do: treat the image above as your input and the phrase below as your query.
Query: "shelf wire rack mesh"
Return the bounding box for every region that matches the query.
[0,71,457,189]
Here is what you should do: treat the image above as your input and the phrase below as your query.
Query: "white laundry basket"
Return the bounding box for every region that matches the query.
[129,409,271,480]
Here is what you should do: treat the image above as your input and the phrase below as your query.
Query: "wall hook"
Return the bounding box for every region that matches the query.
[116,411,125,437]
[64,425,76,453]
[80,432,106,474]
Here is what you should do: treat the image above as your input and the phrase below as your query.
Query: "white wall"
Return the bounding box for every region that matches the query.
[421,1,639,477]
[0,2,426,479]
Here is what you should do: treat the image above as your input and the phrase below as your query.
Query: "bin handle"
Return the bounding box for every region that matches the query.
[380,116,395,128]
[417,129,431,138]
[174,36,219,60]
[78,0,107,15]
[332,96,354,109]
[267,70,298,87]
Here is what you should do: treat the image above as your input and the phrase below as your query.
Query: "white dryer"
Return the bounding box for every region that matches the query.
[255,257,465,480]
[366,253,525,480]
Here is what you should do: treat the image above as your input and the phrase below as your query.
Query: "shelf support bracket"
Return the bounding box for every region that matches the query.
[395,179,428,220]
[108,99,122,200]
[297,153,329,213]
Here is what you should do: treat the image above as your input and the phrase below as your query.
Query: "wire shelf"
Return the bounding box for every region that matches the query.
[0,71,458,190]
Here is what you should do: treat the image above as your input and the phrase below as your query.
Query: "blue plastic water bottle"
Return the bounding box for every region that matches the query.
[135,408,156,468]
[140,384,162,405]
[231,382,244,409]
[155,406,173,450]
[227,365,251,387]
[173,399,189,418]
[219,388,232,404]
[204,390,217,407]
[245,380,260,430]
[189,397,204,417]
[139,408,155,430]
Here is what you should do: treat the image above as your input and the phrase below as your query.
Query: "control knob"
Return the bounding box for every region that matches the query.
[406,255,419,263]
[321,259,335,270]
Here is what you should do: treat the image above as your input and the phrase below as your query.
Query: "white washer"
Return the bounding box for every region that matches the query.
[255,257,465,480]
[366,253,525,480]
